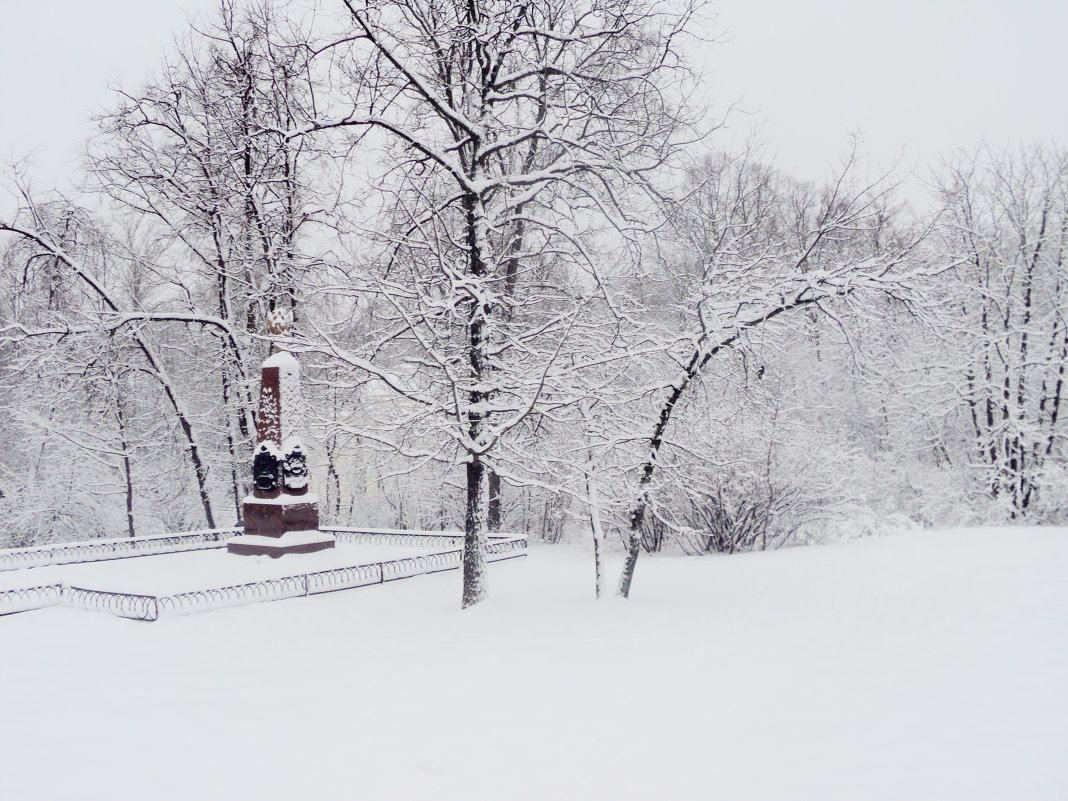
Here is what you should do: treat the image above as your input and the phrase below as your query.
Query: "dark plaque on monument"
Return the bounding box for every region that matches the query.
[228,309,335,557]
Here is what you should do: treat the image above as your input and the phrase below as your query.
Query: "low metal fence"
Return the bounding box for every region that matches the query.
[328,529,465,548]
[62,585,159,621]
[0,528,241,572]
[0,530,527,621]
[325,528,524,549]
[485,536,527,559]
[0,584,63,616]
[157,574,309,617]
[1,526,521,572]
[306,562,383,595]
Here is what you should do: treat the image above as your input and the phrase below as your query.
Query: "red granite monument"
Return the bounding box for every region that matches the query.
[227,309,335,557]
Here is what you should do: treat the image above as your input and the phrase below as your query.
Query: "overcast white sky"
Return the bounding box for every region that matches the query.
[0,0,1064,192]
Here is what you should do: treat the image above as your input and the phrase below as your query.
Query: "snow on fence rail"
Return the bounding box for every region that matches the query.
[325,528,464,548]
[0,526,520,572]
[0,533,527,621]
[0,584,64,616]
[321,527,523,549]
[0,528,241,572]
[62,585,159,621]
[157,575,310,619]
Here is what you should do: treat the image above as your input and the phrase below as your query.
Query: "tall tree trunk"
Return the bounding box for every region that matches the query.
[221,350,243,524]
[463,456,489,609]
[487,471,502,532]
[461,182,491,608]
[618,382,684,598]
[586,468,605,600]
[325,439,342,522]
[115,390,136,539]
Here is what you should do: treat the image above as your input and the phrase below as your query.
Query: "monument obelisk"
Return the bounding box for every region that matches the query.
[228,309,335,556]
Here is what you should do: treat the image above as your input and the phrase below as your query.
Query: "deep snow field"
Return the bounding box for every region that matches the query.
[1,526,1065,800]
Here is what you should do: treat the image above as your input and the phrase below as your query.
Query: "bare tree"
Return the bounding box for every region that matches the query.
[614,144,934,597]
[89,0,329,520]
[937,145,1068,517]
[0,195,221,528]
[296,0,702,606]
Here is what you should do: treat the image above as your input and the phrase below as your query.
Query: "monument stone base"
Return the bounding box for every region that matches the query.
[227,529,336,557]
[228,492,335,557]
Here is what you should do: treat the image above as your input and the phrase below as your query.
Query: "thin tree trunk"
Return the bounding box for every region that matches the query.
[578,401,605,599]
[221,351,243,524]
[115,390,136,538]
[487,470,502,532]
[586,468,605,600]
[326,439,342,522]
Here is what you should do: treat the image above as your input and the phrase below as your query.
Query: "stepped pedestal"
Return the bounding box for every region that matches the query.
[227,492,334,556]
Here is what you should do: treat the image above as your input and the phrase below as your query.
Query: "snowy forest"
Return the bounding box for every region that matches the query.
[1,0,1066,600]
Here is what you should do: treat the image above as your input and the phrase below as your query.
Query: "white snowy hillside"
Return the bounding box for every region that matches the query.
[2,526,1065,801]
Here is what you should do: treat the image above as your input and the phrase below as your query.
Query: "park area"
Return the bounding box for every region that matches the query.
[1,2,1066,798]
[1,526,1065,800]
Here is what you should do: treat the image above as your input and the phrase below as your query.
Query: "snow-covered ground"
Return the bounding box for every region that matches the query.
[1,526,1065,800]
